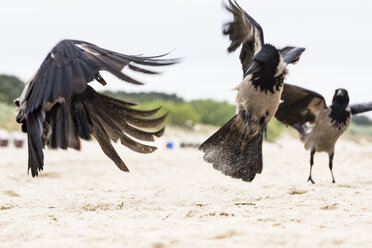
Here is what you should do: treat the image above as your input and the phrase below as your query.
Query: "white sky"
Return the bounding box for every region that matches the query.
[1,0,372,108]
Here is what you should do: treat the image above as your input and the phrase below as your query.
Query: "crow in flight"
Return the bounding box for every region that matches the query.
[276,84,372,183]
[199,0,305,181]
[15,39,178,177]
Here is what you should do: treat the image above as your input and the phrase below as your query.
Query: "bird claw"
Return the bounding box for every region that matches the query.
[307,176,315,184]
[263,124,268,140]
[241,110,252,124]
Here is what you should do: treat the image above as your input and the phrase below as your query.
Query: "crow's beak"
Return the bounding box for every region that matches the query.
[244,61,260,76]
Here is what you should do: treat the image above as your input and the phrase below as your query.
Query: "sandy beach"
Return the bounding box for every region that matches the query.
[1,129,372,248]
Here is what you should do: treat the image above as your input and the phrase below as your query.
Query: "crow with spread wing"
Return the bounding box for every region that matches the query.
[276,84,372,183]
[199,1,305,182]
[15,39,178,177]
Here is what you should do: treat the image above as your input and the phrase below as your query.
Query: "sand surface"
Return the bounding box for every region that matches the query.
[1,130,372,248]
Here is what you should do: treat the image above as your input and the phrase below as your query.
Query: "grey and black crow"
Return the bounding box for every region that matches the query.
[275,84,372,183]
[199,0,305,182]
[15,39,178,177]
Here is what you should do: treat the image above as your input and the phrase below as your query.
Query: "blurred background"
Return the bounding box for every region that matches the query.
[1,0,372,141]
[1,3,372,247]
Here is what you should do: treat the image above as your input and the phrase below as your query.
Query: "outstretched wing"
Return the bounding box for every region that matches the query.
[16,39,177,177]
[223,0,264,75]
[275,84,327,126]
[18,39,178,117]
[350,102,372,115]
[27,86,167,177]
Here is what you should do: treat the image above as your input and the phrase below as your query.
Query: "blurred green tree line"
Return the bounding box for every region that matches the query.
[0,74,24,104]
[102,90,284,141]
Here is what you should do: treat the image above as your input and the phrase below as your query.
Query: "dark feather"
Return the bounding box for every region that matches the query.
[70,101,93,141]
[46,103,78,150]
[94,73,107,86]
[276,83,327,126]
[90,115,129,172]
[49,68,62,102]
[22,39,178,114]
[17,39,177,177]
[223,0,264,74]
[200,116,263,182]
[79,87,166,129]
[94,104,163,142]
[128,63,159,75]
[279,47,306,65]
[350,102,372,115]
[71,86,165,168]
[86,103,158,154]
[26,108,45,177]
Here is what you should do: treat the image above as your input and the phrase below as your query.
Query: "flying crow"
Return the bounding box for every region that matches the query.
[275,84,372,183]
[15,39,178,177]
[199,0,305,181]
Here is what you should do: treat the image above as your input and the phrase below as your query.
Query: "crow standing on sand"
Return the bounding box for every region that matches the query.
[199,0,305,181]
[15,39,178,177]
[275,84,372,183]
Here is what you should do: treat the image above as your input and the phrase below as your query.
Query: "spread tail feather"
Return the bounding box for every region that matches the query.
[199,115,263,182]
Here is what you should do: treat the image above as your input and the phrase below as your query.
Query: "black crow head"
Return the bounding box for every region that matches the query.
[246,44,284,93]
[332,88,350,106]
[254,44,280,65]
[330,88,351,128]
[245,44,280,76]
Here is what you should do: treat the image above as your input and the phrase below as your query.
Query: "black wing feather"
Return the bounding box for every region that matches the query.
[17,39,177,176]
[350,102,372,115]
[279,47,306,65]
[90,114,129,172]
[26,108,45,177]
[223,0,264,75]
[49,68,62,102]
[41,86,166,173]
[21,39,179,114]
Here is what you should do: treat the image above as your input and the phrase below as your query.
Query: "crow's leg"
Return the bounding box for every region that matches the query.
[307,148,316,184]
[259,114,268,140]
[263,124,268,140]
[328,152,336,183]
[241,110,252,127]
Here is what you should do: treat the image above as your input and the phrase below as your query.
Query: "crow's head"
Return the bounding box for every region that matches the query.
[245,44,280,77]
[330,88,351,128]
[332,88,350,106]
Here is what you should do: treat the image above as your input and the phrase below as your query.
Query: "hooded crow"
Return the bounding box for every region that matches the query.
[275,84,372,183]
[15,39,178,177]
[199,0,305,182]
